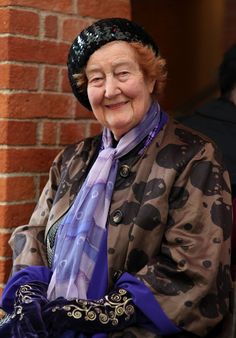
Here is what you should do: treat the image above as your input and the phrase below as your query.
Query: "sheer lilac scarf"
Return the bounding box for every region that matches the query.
[47,102,161,301]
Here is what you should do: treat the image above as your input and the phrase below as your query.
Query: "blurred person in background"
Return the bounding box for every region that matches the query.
[179,44,236,283]
[178,44,236,199]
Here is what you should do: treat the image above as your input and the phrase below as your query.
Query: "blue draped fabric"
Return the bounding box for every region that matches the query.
[1,266,52,313]
[116,273,181,335]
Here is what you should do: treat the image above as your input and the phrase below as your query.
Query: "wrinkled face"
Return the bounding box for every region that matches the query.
[86,41,155,140]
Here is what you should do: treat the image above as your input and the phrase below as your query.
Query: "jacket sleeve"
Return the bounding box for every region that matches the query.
[133,141,232,337]
[8,149,64,275]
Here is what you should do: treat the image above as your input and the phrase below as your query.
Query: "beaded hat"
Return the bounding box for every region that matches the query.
[67,17,159,110]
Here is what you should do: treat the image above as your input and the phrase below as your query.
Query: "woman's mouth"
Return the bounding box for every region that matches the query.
[105,101,128,110]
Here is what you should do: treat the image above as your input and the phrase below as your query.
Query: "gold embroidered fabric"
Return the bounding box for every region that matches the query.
[51,289,135,327]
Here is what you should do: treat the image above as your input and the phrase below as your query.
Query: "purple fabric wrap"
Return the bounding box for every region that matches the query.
[1,266,52,313]
[116,272,181,335]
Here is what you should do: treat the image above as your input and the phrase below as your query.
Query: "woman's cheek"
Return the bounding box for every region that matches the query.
[122,79,143,98]
[88,87,101,106]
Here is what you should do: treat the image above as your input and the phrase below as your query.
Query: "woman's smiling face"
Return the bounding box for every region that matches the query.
[86,41,155,140]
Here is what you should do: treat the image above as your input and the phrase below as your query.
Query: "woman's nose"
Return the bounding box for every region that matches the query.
[104,76,121,98]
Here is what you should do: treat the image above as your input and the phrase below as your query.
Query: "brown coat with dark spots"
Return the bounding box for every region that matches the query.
[9,119,232,337]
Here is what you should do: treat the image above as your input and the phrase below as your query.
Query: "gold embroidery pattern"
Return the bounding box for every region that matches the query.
[15,284,36,305]
[12,284,36,321]
[52,288,134,326]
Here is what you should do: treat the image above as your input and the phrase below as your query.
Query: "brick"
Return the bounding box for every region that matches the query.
[0,288,2,297]
[0,8,9,33]
[0,64,39,90]
[44,15,58,39]
[0,0,73,14]
[43,66,59,91]
[0,64,10,88]
[0,37,8,61]
[0,233,12,257]
[0,36,69,65]
[42,121,57,145]
[0,93,75,119]
[61,67,72,92]
[0,203,35,228]
[0,8,39,36]
[0,259,12,285]
[0,120,37,145]
[62,18,89,42]
[0,148,60,173]
[0,176,35,202]
[59,122,86,145]
[89,122,102,137]
[77,0,131,19]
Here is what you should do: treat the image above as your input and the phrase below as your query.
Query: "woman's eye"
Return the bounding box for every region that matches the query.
[117,71,129,80]
[118,71,129,76]
[88,77,104,85]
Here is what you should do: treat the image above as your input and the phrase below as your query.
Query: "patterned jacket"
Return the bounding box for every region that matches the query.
[9,119,232,337]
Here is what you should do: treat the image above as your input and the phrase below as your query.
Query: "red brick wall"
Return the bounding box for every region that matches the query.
[0,0,131,291]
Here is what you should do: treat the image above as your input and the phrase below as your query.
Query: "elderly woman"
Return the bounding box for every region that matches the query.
[0,18,232,338]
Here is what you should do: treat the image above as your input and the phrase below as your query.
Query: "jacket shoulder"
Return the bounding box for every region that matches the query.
[56,135,101,166]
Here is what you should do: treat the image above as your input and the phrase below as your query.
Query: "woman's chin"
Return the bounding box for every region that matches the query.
[109,123,135,140]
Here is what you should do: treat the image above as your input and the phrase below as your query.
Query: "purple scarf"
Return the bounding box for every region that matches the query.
[47,102,161,301]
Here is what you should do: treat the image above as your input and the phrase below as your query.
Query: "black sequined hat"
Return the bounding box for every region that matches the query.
[67,17,159,110]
